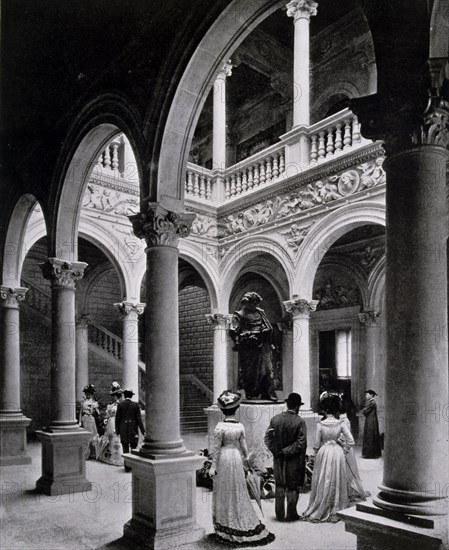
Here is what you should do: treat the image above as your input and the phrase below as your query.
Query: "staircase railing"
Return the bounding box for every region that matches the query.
[88,321,122,360]
[180,373,213,402]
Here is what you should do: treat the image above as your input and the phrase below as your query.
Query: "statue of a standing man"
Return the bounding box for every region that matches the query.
[229,292,278,402]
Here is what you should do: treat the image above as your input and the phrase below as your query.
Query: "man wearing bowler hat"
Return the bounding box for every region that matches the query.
[264,392,307,521]
[115,388,145,470]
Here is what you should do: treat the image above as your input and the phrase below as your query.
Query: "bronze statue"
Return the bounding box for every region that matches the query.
[229,292,278,402]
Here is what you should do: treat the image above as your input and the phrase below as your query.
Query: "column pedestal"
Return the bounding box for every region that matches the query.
[0,415,32,466]
[123,453,205,549]
[35,429,92,496]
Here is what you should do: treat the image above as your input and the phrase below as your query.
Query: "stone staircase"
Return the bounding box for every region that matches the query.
[22,277,212,432]
[180,376,212,433]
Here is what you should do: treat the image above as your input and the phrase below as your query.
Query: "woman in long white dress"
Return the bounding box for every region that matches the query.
[209,390,275,546]
[339,407,369,502]
[79,384,99,459]
[302,395,354,523]
[97,382,124,466]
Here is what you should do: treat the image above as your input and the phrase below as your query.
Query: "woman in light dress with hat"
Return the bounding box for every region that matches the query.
[209,390,275,546]
[97,382,124,466]
[79,384,99,459]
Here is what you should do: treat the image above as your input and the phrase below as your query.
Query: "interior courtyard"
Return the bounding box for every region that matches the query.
[1,0,448,549]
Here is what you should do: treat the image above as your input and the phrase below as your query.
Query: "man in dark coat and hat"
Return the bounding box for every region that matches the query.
[264,393,307,521]
[362,389,382,458]
[115,388,145,469]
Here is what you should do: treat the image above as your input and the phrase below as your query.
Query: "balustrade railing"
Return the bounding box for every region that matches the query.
[88,321,122,361]
[22,277,51,316]
[185,163,213,200]
[308,108,365,165]
[224,142,286,199]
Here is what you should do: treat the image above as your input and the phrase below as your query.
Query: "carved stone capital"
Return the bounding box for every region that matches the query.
[283,297,319,318]
[129,203,196,249]
[41,258,87,289]
[351,94,449,156]
[358,310,381,327]
[75,313,90,328]
[114,301,145,317]
[218,60,233,79]
[286,0,318,22]
[0,286,28,309]
[205,313,232,329]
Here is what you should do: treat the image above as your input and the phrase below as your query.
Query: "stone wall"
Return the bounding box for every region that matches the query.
[84,269,122,336]
[179,285,214,389]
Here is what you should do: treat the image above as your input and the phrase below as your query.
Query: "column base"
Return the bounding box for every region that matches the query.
[0,415,32,466]
[35,429,92,496]
[339,500,448,550]
[122,452,205,550]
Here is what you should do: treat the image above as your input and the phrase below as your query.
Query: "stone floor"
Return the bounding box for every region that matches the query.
[0,435,383,550]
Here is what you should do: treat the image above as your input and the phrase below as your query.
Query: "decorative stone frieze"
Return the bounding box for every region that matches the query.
[41,259,87,289]
[82,182,139,215]
[190,214,218,237]
[220,157,386,236]
[286,0,318,21]
[129,202,196,248]
[0,286,28,308]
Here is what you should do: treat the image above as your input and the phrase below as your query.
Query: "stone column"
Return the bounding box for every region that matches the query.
[75,314,89,403]
[283,297,318,410]
[358,309,382,394]
[340,96,449,547]
[286,0,317,128]
[114,301,145,395]
[35,259,92,495]
[205,313,232,401]
[212,60,232,203]
[125,203,204,548]
[0,286,31,466]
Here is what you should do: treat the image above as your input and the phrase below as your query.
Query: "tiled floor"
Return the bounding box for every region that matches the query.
[0,435,383,550]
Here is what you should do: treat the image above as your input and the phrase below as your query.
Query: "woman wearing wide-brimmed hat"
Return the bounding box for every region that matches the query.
[209,390,275,546]
[79,384,99,459]
[97,381,124,466]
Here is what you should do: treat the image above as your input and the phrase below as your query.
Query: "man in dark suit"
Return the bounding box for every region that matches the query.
[264,393,307,521]
[115,388,145,469]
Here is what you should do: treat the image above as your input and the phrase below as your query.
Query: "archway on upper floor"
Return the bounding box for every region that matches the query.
[308,222,386,438]
[156,0,374,202]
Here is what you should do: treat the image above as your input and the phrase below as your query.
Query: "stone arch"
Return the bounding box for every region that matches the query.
[368,255,386,310]
[314,82,361,120]
[2,194,47,287]
[178,240,219,311]
[48,95,144,261]
[219,235,294,311]
[295,202,386,299]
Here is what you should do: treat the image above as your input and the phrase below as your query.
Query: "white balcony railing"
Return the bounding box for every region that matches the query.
[184,108,374,204]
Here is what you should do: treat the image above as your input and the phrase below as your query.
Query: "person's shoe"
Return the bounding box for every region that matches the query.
[285,513,300,521]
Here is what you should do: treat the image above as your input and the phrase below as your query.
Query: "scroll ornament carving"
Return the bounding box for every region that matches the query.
[41,259,87,288]
[189,214,217,237]
[283,297,319,318]
[221,157,385,236]
[0,286,28,308]
[114,302,145,317]
[205,313,232,328]
[358,310,381,327]
[129,203,196,248]
[286,0,318,21]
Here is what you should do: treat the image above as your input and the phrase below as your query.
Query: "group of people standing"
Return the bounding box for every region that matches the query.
[209,388,381,545]
[79,382,145,469]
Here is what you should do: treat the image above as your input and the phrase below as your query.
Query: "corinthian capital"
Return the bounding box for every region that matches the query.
[286,0,318,22]
[283,297,319,318]
[41,258,87,289]
[358,310,381,327]
[218,60,233,79]
[0,286,28,308]
[205,313,232,328]
[129,202,196,249]
[114,301,145,317]
[351,94,449,155]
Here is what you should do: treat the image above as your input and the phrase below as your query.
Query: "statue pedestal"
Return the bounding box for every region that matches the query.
[205,403,319,467]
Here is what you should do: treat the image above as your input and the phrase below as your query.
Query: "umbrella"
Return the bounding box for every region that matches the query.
[245,468,264,516]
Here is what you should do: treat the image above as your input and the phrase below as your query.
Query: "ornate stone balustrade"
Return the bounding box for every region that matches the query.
[88,321,123,361]
[185,162,213,200]
[223,142,286,199]
[308,108,369,164]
